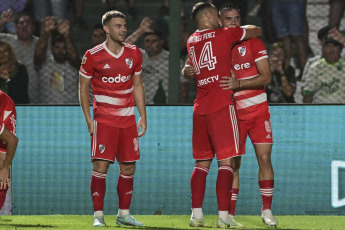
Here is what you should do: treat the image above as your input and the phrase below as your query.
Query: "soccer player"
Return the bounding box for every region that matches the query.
[185,2,261,228]
[0,90,18,211]
[184,3,277,228]
[79,10,146,227]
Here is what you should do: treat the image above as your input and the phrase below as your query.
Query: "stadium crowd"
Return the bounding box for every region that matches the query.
[0,0,344,105]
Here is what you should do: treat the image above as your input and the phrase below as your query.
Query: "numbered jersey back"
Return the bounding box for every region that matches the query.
[187,27,245,115]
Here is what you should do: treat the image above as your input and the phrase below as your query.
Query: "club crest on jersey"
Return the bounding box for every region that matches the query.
[238,46,246,56]
[125,58,133,68]
[99,144,106,154]
[82,56,87,64]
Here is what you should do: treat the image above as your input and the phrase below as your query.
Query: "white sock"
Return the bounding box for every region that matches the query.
[118,209,130,216]
[192,208,203,220]
[219,211,230,221]
[94,210,104,218]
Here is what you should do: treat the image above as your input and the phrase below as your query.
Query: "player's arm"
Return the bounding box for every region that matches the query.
[241,25,262,41]
[220,58,271,90]
[0,126,18,189]
[133,74,147,137]
[182,58,194,79]
[79,75,93,137]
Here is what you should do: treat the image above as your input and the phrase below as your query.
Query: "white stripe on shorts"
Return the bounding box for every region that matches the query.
[92,120,97,157]
[229,105,240,154]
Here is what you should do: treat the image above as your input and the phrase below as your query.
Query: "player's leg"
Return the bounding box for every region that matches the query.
[92,160,110,227]
[116,125,143,226]
[0,152,8,210]
[254,143,277,227]
[209,105,241,228]
[190,113,213,227]
[190,159,212,227]
[90,121,117,227]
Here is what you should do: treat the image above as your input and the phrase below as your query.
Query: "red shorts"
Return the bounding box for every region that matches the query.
[0,110,16,153]
[193,105,241,161]
[239,110,273,155]
[91,120,140,163]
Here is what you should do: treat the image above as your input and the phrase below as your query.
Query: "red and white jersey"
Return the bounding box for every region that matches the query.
[0,90,16,136]
[232,38,269,120]
[187,26,245,115]
[80,42,142,128]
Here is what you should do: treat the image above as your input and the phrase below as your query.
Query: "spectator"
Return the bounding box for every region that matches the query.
[0,11,40,103]
[0,41,29,104]
[266,42,296,103]
[73,0,88,29]
[271,0,307,75]
[91,23,106,46]
[106,0,137,19]
[303,31,345,103]
[329,0,344,28]
[33,0,68,22]
[34,17,80,104]
[0,0,27,33]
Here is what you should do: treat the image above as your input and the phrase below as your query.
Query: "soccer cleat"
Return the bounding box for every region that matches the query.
[93,216,106,227]
[189,217,205,227]
[261,209,278,227]
[217,218,231,229]
[229,215,245,229]
[116,214,144,226]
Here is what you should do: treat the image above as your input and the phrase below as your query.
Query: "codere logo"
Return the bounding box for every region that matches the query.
[102,74,131,83]
[332,160,345,208]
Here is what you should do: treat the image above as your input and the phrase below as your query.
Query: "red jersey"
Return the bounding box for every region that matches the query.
[187,27,245,115]
[232,38,269,120]
[0,90,16,136]
[80,42,142,128]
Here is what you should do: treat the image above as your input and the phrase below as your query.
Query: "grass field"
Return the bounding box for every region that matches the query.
[0,215,344,230]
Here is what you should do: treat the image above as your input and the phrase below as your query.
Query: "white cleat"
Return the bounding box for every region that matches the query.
[93,216,106,227]
[261,209,278,227]
[217,218,231,229]
[189,217,205,227]
[229,215,245,229]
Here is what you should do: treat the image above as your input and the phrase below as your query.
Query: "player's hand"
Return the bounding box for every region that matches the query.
[219,75,240,90]
[87,120,94,139]
[137,117,147,137]
[183,64,194,79]
[0,168,10,190]
[328,27,345,45]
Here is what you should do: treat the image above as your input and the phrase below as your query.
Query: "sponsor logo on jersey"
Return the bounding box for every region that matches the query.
[102,74,131,83]
[197,75,219,86]
[233,62,250,70]
[99,144,106,154]
[264,120,272,133]
[82,56,87,64]
[125,58,133,68]
[238,46,246,56]
[103,64,110,69]
[133,137,139,152]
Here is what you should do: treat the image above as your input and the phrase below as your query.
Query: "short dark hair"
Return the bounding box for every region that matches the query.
[93,23,104,31]
[191,2,215,21]
[15,11,35,25]
[102,10,126,26]
[51,32,66,47]
[219,3,240,14]
[143,31,162,40]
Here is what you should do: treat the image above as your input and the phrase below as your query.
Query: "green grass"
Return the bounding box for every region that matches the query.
[0,215,344,230]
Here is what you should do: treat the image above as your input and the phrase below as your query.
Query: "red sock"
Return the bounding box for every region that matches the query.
[0,187,8,210]
[217,165,234,211]
[117,174,134,210]
[191,164,209,208]
[91,170,106,211]
[229,188,239,215]
[259,180,274,210]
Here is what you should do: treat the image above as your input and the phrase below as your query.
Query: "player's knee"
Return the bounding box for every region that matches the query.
[257,153,271,166]
[119,163,136,176]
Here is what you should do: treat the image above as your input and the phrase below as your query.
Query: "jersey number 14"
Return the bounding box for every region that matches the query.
[189,41,217,75]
